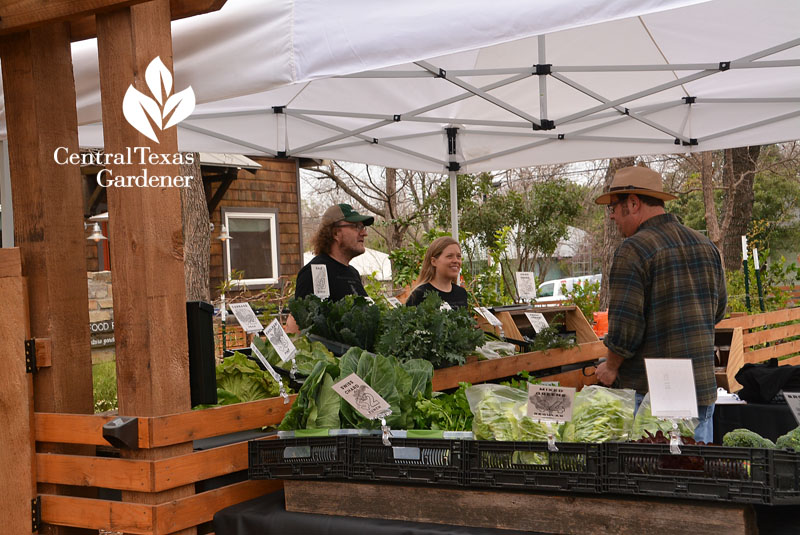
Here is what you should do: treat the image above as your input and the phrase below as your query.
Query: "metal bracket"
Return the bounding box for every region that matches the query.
[32,496,41,532]
[25,339,36,373]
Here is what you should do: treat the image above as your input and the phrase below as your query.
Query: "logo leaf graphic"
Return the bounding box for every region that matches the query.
[163,87,196,129]
[122,86,162,143]
[145,56,172,105]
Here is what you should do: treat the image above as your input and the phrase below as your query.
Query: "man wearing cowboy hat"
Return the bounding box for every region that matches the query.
[594,166,727,443]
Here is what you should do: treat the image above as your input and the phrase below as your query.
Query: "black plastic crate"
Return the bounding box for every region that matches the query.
[605,443,800,504]
[349,437,467,486]
[248,437,348,480]
[465,440,602,493]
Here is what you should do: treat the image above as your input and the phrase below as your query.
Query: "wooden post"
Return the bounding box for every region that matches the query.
[0,249,36,534]
[95,1,195,531]
[0,21,96,534]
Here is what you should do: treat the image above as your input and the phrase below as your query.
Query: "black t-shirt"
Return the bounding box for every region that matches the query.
[405,282,469,309]
[295,253,367,302]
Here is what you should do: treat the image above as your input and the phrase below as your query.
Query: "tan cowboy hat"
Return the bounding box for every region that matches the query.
[594,166,677,205]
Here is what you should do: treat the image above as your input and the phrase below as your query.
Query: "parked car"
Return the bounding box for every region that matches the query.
[536,274,601,303]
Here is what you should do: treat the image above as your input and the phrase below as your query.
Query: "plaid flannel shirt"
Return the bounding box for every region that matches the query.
[604,213,727,406]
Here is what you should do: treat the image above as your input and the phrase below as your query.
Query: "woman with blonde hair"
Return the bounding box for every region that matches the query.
[405,236,469,309]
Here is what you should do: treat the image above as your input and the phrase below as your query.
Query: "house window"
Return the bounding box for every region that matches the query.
[222,207,279,287]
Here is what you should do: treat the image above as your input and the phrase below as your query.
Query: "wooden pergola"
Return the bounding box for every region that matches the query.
[0,2,283,533]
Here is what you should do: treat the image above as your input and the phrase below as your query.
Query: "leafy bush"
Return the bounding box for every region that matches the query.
[563,279,601,323]
[726,251,800,313]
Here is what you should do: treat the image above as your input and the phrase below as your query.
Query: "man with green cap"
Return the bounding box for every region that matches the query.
[294,203,375,302]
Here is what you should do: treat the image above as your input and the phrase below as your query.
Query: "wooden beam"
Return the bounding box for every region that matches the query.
[41,494,153,534]
[742,323,800,348]
[0,1,227,40]
[206,167,238,214]
[1,18,94,416]
[147,394,294,447]
[154,479,282,534]
[746,339,800,364]
[0,247,22,277]
[432,341,606,391]
[39,479,282,534]
[0,0,145,35]
[37,436,275,492]
[0,254,36,534]
[284,481,758,535]
[34,395,294,447]
[96,1,195,526]
[716,307,800,330]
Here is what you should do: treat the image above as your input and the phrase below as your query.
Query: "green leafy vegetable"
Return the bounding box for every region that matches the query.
[413,382,474,431]
[631,393,697,440]
[776,426,800,452]
[559,386,635,443]
[279,360,340,430]
[722,428,777,449]
[377,292,484,368]
[253,334,336,376]
[465,384,557,442]
[215,352,288,403]
[289,294,383,351]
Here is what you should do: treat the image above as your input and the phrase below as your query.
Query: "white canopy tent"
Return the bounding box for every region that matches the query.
[1,0,799,236]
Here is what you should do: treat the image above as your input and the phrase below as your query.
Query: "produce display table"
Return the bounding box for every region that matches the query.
[713,403,797,443]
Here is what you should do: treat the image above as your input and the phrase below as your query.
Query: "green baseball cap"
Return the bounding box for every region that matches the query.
[321,203,374,226]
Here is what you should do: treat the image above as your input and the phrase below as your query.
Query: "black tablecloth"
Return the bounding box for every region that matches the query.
[214,490,536,535]
[713,402,797,443]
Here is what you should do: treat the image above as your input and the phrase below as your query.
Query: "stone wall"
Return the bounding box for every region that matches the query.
[88,271,115,363]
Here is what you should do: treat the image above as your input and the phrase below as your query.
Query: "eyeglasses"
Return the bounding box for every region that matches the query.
[336,222,367,231]
[607,197,626,214]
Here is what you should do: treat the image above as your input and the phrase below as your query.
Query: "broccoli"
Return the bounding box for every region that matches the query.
[722,428,776,449]
[776,426,800,452]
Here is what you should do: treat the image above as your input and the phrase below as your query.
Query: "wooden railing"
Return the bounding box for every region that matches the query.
[35,396,295,534]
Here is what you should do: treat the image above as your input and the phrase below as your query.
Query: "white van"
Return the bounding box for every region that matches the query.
[536,274,601,303]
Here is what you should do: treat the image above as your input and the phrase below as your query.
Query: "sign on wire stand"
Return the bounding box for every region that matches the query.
[645,358,698,419]
[475,306,503,327]
[524,312,549,333]
[263,318,297,362]
[386,296,402,308]
[229,302,264,333]
[311,264,330,299]
[332,373,391,420]
[526,384,575,423]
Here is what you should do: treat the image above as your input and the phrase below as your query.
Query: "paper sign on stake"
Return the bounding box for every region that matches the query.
[311,264,330,299]
[527,384,575,423]
[516,272,537,300]
[364,296,375,304]
[784,391,800,425]
[229,302,264,333]
[386,296,402,308]
[645,359,698,419]
[525,312,549,333]
[440,301,453,311]
[332,373,391,420]
[263,319,297,362]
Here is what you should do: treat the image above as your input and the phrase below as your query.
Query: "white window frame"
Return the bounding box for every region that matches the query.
[222,207,280,288]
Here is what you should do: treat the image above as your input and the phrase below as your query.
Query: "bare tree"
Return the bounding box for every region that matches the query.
[599,157,636,309]
[180,154,210,302]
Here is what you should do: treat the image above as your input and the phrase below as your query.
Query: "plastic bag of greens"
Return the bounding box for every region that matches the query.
[475,340,517,360]
[465,384,559,441]
[631,392,697,440]
[559,385,635,443]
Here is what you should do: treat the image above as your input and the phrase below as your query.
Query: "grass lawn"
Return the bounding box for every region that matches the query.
[93,359,117,413]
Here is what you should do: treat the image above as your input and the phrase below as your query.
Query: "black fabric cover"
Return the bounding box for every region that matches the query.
[734,358,800,403]
[713,402,798,443]
[214,490,537,535]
